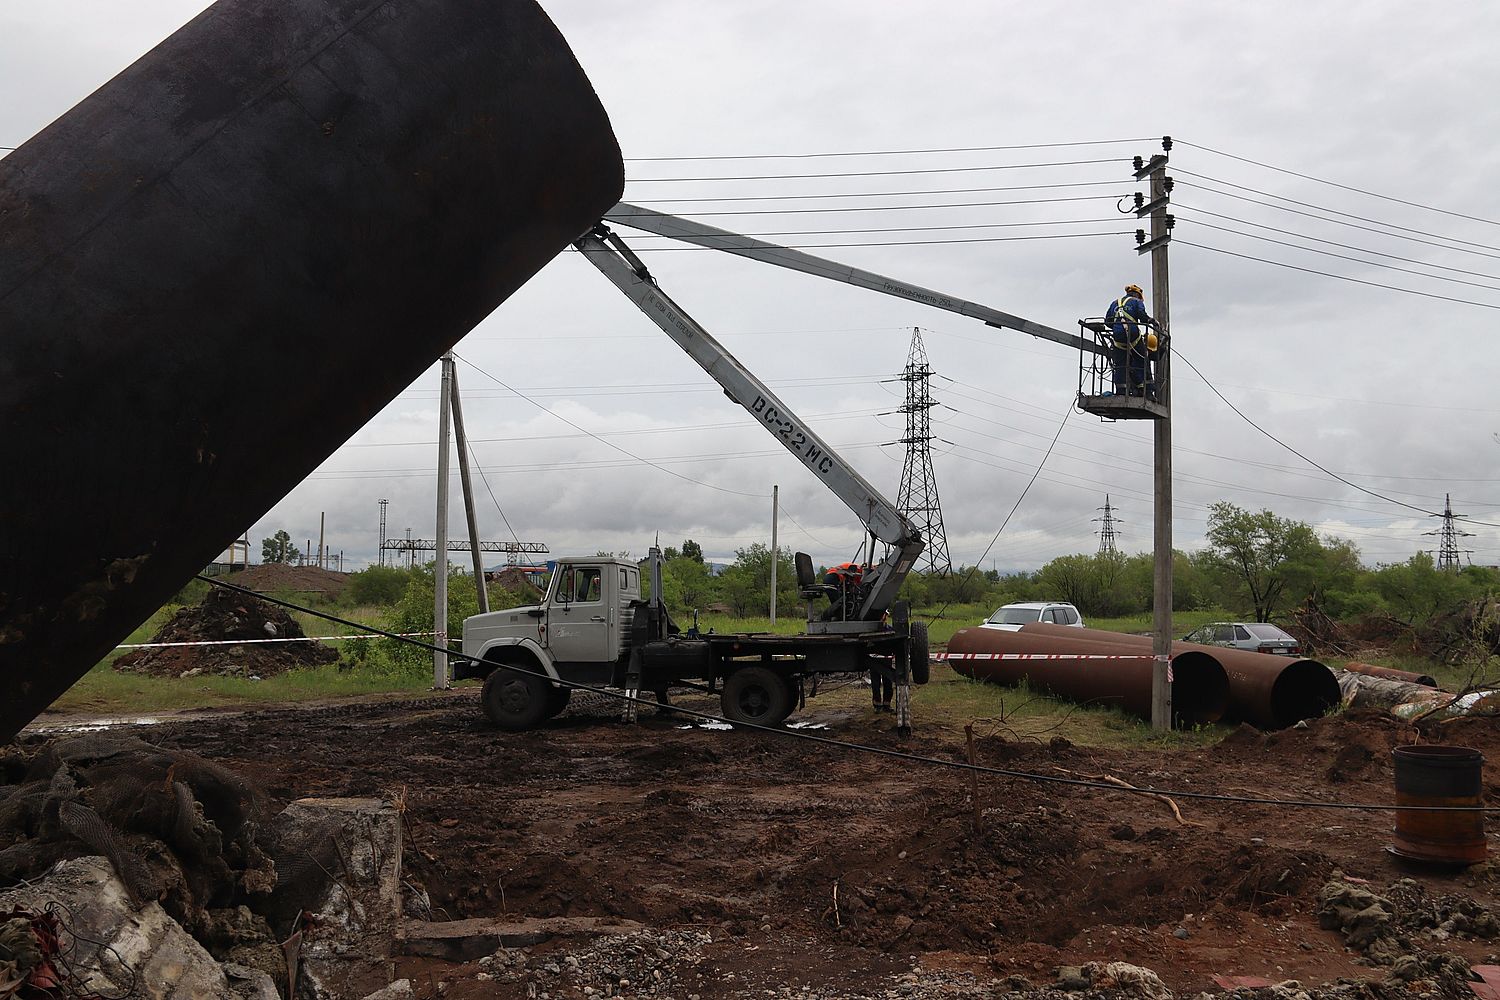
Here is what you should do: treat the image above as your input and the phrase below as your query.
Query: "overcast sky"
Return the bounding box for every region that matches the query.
[6,1,1500,575]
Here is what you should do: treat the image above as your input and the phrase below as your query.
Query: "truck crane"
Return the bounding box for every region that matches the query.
[459,208,1108,734]
[459,223,930,732]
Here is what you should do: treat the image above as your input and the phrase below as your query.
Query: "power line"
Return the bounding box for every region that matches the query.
[1178,240,1500,311]
[637,179,1126,203]
[620,193,1127,217]
[1175,203,1500,283]
[452,353,764,499]
[627,157,1125,183]
[624,217,1123,238]
[1174,349,1500,528]
[1181,217,1500,294]
[624,138,1155,161]
[1176,168,1500,255]
[629,231,1131,251]
[1177,139,1500,229]
[1176,179,1500,262]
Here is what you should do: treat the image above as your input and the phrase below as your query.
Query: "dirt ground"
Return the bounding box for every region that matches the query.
[49,687,1493,998]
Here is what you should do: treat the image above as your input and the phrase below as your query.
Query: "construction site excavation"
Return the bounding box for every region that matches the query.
[5,1,1500,1000]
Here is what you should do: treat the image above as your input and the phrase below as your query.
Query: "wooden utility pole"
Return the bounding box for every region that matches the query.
[449,361,489,614]
[770,485,779,625]
[434,354,453,690]
[1135,138,1175,730]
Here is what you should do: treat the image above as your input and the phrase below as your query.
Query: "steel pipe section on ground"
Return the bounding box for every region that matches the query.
[1020,624,1342,730]
[1344,661,1438,688]
[945,627,1229,727]
[0,0,624,742]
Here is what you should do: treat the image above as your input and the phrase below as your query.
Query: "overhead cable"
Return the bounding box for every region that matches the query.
[452,353,764,498]
[625,193,1127,217]
[627,158,1125,183]
[1177,179,1500,261]
[637,179,1126,203]
[1176,350,1500,528]
[1182,217,1500,294]
[1178,240,1500,311]
[625,138,1154,161]
[1177,139,1500,229]
[1176,203,1500,283]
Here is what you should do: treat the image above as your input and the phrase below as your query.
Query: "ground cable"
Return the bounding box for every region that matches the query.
[195,577,1495,814]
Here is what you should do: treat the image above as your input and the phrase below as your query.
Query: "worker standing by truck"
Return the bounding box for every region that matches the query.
[1104,283,1159,397]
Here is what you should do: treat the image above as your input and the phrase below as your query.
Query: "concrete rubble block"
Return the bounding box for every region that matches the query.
[397,916,646,962]
[223,961,280,1000]
[270,797,402,1000]
[0,856,231,1000]
[1082,961,1172,1000]
[360,980,414,1000]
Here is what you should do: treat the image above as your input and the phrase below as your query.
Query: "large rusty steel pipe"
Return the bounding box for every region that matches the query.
[1344,661,1438,688]
[0,0,624,742]
[945,627,1229,726]
[1021,624,1342,730]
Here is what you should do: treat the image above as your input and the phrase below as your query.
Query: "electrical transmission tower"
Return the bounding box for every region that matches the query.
[897,327,952,575]
[377,498,389,567]
[1094,495,1121,556]
[1424,493,1473,571]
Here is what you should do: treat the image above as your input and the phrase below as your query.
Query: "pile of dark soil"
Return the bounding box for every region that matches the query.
[220,563,351,599]
[114,587,338,678]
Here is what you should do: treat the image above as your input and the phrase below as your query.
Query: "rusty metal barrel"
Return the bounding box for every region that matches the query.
[1390,745,1488,866]
[0,0,624,742]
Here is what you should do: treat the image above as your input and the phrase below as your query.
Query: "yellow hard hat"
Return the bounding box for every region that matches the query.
[1146,331,1159,351]
[1124,284,1144,298]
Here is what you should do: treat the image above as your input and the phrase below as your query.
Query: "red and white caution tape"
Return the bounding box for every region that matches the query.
[935,651,1155,661]
[114,632,436,650]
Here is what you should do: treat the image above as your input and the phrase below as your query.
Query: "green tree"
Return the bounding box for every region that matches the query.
[261,530,300,565]
[376,565,522,674]
[343,564,411,607]
[1203,502,1319,621]
[719,543,797,616]
[680,539,704,563]
[664,556,715,611]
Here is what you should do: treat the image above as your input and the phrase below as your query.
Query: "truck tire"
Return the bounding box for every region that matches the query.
[481,663,551,731]
[720,666,793,727]
[910,622,931,685]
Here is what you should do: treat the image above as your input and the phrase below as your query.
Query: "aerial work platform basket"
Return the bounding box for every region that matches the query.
[1076,318,1168,421]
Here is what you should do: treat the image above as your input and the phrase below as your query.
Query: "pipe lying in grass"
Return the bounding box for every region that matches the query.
[1344,661,1438,688]
[944,627,1230,727]
[1020,624,1342,730]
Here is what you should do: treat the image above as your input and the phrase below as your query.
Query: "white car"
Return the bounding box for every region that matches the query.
[980,601,1085,631]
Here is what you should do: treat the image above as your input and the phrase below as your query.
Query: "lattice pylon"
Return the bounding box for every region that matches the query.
[896,327,953,575]
[1094,495,1120,556]
[1424,493,1473,572]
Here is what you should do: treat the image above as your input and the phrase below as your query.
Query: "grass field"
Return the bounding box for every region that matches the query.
[45,598,1486,750]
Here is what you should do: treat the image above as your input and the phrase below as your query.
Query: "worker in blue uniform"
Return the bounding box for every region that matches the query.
[1104,283,1159,397]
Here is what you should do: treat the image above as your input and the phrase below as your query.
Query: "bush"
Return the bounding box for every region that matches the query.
[343,565,411,607]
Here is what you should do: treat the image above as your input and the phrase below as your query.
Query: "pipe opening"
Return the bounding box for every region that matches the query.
[1269,659,1343,729]
[1169,652,1230,726]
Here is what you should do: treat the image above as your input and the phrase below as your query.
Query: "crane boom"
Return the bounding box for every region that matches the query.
[604,202,1104,356]
[576,224,922,622]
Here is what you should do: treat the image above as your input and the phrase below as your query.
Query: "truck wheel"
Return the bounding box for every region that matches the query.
[481,663,551,731]
[720,666,792,727]
[910,622,931,685]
